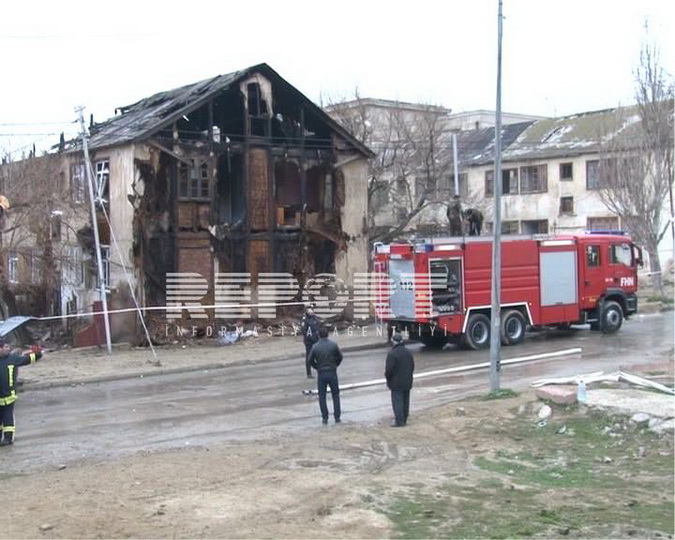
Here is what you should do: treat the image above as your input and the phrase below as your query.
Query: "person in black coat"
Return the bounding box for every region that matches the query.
[385,333,415,427]
[309,327,343,424]
[301,306,321,378]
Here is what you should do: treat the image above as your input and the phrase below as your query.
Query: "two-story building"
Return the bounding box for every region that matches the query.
[2,63,373,344]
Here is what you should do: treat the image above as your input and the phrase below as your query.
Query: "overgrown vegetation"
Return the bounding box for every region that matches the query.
[377,406,674,538]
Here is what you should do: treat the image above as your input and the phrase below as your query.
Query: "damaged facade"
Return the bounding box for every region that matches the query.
[3,64,373,343]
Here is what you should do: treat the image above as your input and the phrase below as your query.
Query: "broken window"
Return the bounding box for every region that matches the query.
[559,196,574,215]
[247,82,269,137]
[305,165,323,213]
[485,168,518,196]
[520,165,548,193]
[178,159,210,200]
[94,159,110,204]
[521,219,548,234]
[71,163,86,204]
[560,162,573,181]
[275,159,302,226]
[216,153,245,225]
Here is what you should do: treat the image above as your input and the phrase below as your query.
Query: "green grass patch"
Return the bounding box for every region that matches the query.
[375,406,674,538]
[481,388,519,401]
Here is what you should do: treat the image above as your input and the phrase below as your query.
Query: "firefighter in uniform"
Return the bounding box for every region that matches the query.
[0,340,44,446]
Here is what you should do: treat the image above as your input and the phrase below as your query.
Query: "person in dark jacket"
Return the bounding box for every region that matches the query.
[446,195,463,236]
[385,333,415,427]
[0,340,44,446]
[308,326,343,424]
[301,307,321,378]
[463,208,484,236]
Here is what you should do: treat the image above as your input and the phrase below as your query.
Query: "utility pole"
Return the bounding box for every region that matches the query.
[452,132,459,196]
[77,107,112,354]
[489,0,504,392]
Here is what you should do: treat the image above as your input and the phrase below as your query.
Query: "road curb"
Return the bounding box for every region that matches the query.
[21,341,388,391]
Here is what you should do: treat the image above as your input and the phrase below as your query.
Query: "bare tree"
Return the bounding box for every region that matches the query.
[327,94,456,243]
[0,152,85,318]
[598,42,674,296]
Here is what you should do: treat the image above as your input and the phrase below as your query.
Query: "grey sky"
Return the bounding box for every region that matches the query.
[1,0,673,157]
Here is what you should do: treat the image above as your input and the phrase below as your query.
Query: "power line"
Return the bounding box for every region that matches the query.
[0,121,77,126]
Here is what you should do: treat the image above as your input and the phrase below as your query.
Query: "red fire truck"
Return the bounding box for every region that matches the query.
[372,232,642,349]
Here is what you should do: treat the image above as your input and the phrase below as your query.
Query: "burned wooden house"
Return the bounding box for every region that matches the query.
[69,63,372,329]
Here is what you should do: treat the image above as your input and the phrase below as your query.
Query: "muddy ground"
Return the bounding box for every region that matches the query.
[3,374,673,539]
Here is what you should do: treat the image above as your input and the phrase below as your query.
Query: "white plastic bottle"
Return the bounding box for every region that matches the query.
[577,380,587,403]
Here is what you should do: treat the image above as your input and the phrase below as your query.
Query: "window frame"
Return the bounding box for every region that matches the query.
[609,243,632,267]
[559,196,574,215]
[559,162,573,181]
[521,219,548,234]
[586,159,604,190]
[485,167,518,197]
[94,159,110,203]
[586,245,601,267]
[178,159,211,200]
[94,246,111,291]
[520,164,548,193]
[70,163,86,204]
[587,216,619,232]
[8,251,19,284]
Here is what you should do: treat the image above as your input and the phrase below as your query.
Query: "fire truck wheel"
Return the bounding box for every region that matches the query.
[463,313,491,350]
[600,301,623,334]
[501,310,526,345]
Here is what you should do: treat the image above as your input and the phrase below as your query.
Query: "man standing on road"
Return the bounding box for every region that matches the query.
[308,326,343,425]
[301,306,321,379]
[385,333,414,427]
[0,340,44,446]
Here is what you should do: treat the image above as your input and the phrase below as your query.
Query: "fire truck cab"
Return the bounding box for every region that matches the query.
[373,232,641,349]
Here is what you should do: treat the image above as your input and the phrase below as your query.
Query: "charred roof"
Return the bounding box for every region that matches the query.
[72,63,373,157]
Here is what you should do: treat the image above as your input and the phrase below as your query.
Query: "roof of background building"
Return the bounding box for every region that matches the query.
[501,106,643,162]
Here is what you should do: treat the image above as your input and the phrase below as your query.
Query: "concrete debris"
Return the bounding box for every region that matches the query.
[631,412,651,425]
[531,370,674,396]
[532,370,674,435]
[534,385,576,405]
[538,405,552,419]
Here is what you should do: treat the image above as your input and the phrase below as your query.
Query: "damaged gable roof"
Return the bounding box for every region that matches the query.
[438,121,534,168]
[80,63,373,156]
[500,106,642,162]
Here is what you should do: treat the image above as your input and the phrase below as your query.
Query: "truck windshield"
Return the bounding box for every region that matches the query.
[609,243,632,267]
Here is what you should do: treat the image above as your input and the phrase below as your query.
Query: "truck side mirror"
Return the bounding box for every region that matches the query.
[633,245,644,268]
